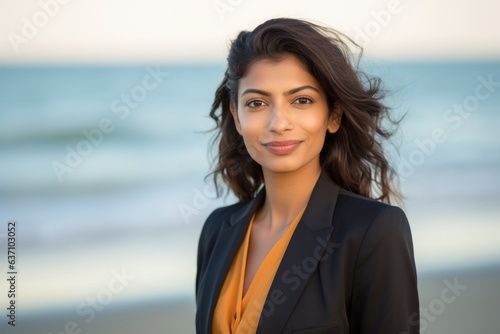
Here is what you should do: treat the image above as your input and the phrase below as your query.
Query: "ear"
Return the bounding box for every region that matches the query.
[327,104,342,134]
[230,101,242,135]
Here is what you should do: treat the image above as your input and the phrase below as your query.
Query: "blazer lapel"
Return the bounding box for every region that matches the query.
[257,171,340,333]
[198,189,266,333]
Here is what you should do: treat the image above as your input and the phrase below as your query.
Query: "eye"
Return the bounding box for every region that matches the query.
[246,99,267,108]
[293,97,313,105]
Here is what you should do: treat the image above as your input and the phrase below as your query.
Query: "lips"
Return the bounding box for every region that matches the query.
[263,140,302,155]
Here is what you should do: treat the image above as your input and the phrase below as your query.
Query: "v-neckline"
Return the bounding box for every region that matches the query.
[241,206,306,299]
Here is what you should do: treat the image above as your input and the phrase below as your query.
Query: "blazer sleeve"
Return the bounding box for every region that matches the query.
[349,206,419,334]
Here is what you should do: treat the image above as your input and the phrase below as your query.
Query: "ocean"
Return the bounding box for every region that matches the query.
[0,62,499,316]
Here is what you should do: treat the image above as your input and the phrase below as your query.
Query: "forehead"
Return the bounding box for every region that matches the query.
[239,55,321,93]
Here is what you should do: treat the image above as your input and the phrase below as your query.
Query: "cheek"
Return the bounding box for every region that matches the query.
[299,112,329,136]
[238,113,262,138]
[237,116,263,155]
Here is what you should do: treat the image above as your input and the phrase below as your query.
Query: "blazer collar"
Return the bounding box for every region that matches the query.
[300,170,340,231]
[228,185,265,226]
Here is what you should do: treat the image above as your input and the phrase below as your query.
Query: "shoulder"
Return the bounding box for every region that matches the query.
[337,188,405,217]
[333,188,410,242]
[202,201,247,232]
[197,201,247,251]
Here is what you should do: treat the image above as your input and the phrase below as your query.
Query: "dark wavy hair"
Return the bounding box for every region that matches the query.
[208,18,401,204]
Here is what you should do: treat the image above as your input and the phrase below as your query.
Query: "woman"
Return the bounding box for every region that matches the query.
[196,18,419,334]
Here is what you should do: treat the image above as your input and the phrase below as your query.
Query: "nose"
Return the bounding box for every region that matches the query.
[268,104,292,134]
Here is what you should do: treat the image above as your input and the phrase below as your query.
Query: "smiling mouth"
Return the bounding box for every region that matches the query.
[263,140,302,155]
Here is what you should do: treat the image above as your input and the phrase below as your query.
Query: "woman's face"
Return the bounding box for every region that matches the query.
[231,54,341,175]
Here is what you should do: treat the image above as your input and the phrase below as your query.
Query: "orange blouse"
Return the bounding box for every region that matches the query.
[212,207,305,334]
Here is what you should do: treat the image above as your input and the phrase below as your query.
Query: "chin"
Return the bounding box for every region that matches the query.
[253,152,321,175]
[260,161,308,174]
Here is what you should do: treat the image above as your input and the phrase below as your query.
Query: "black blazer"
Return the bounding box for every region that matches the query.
[196,171,419,333]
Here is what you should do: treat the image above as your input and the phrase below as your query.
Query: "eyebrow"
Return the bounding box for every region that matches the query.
[240,85,320,97]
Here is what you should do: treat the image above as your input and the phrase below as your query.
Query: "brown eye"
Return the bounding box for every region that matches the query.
[246,100,267,108]
[293,97,313,104]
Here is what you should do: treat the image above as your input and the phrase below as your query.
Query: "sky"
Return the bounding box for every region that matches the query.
[0,0,499,64]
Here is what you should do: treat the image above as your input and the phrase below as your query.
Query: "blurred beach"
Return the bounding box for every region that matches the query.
[0,61,499,333]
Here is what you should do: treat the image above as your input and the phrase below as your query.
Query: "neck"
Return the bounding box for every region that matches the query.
[258,162,321,230]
